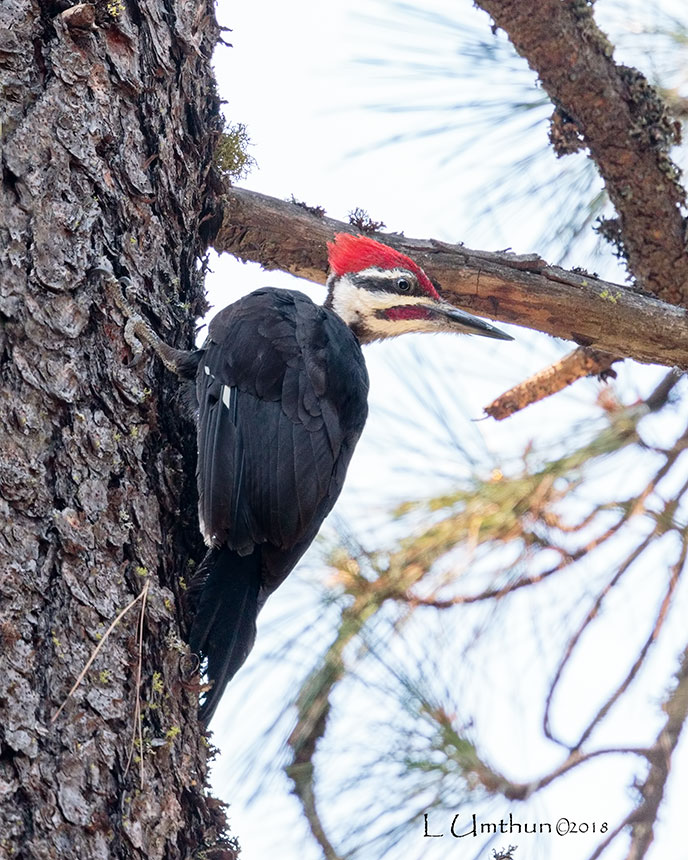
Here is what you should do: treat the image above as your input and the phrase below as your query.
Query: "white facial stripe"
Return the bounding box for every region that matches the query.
[353,266,438,299]
[221,385,232,409]
[354,267,416,283]
[330,275,432,326]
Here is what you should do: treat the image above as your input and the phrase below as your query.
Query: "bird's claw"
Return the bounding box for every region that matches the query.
[123,319,145,367]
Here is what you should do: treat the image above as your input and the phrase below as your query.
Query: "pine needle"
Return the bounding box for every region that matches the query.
[125,581,150,784]
[51,583,150,724]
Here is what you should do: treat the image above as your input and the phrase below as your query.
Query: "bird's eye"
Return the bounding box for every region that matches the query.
[397,277,411,292]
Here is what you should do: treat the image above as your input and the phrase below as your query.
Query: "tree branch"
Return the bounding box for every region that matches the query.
[474,0,688,305]
[484,347,619,420]
[213,186,688,368]
[627,638,688,860]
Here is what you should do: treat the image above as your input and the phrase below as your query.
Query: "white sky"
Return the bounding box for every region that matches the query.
[205,2,688,859]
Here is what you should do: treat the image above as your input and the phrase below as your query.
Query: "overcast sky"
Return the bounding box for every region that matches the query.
[205,3,688,859]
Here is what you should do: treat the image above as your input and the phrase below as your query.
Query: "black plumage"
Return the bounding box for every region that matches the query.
[189,288,369,723]
[99,233,511,724]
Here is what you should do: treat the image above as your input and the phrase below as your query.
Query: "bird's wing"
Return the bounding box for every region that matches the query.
[196,288,368,562]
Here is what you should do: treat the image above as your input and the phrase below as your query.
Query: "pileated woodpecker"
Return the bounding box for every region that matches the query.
[102,234,511,723]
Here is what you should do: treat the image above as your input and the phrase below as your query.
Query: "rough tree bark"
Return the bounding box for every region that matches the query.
[0,1,234,858]
[2,0,687,857]
[474,0,688,305]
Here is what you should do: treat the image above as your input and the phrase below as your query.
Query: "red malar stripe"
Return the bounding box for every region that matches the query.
[385,306,431,321]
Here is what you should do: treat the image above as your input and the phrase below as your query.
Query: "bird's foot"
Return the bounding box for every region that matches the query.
[93,263,195,375]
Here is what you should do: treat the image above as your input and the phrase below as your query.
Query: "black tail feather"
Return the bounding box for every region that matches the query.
[189,546,260,724]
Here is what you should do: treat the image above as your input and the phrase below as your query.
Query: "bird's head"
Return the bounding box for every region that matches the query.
[325,233,512,345]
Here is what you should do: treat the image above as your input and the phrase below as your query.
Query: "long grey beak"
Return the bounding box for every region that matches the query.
[432,302,514,341]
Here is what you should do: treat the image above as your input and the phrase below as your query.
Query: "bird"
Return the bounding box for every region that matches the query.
[100,234,512,723]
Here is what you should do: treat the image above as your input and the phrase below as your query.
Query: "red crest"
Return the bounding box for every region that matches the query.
[327,233,439,299]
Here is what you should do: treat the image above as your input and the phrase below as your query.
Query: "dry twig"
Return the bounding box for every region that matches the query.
[484,347,619,420]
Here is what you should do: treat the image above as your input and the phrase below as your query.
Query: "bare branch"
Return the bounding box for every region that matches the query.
[645,367,685,412]
[527,746,650,798]
[574,530,687,752]
[484,347,619,420]
[285,594,374,860]
[214,186,688,368]
[627,636,688,860]
[543,529,655,747]
[587,811,637,860]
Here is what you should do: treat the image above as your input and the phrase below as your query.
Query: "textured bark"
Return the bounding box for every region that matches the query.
[214,187,688,369]
[0,1,234,858]
[474,0,688,305]
[484,347,619,420]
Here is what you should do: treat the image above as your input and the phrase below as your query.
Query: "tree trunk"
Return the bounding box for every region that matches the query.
[0,0,234,857]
